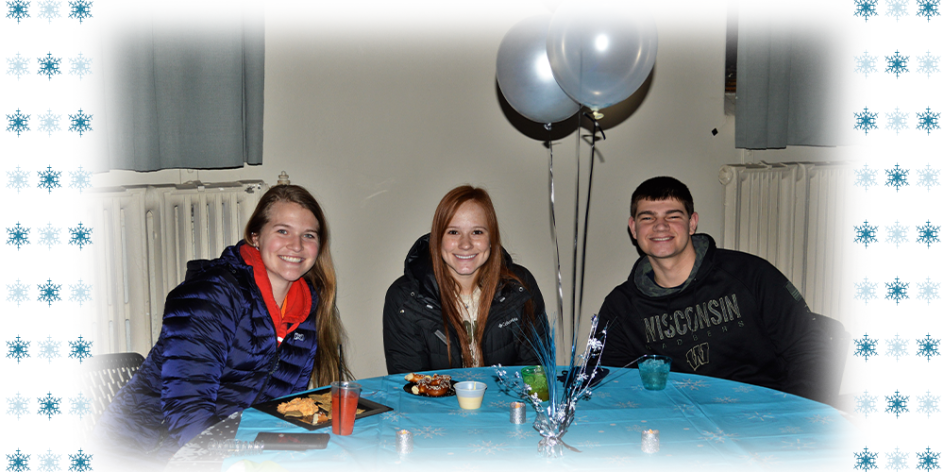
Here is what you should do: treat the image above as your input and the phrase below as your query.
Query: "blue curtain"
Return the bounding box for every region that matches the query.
[102,4,264,171]
[735,4,848,149]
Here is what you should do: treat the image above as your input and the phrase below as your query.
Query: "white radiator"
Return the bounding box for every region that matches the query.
[87,181,267,356]
[718,162,854,326]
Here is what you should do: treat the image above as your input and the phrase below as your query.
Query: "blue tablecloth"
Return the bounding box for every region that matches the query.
[223,367,853,471]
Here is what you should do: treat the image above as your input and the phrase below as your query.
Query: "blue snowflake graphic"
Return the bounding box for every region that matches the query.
[855,278,878,303]
[6,336,29,363]
[36,449,59,472]
[6,53,29,79]
[886,50,909,78]
[917,107,941,135]
[856,391,877,417]
[854,334,879,361]
[886,0,909,19]
[917,447,941,471]
[68,223,91,249]
[917,164,940,191]
[69,280,90,306]
[69,52,90,79]
[884,448,909,472]
[37,109,60,136]
[6,166,29,193]
[855,107,878,135]
[6,108,30,136]
[37,51,61,80]
[886,335,908,360]
[69,167,91,192]
[68,336,92,363]
[855,0,879,20]
[6,279,29,306]
[6,222,30,250]
[6,393,28,419]
[67,449,91,472]
[36,0,58,22]
[6,0,30,23]
[6,449,30,472]
[37,278,61,306]
[885,221,908,247]
[37,166,61,193]
[916,220,940,248]
[917,334,940,361]
[68,108,91,136]
[917,0,941,20]
[886,164,909,191]
[855,447,879,471]
[855,164,878,190]
[855,220,878,247]
[37,336,60,363]
[69,392,90,419]
[886,277,909,305]
[886,107,908,134]
[917,278,940,304]
[38,223,60,249]
[917,51,940,77]
[855,51,877,77]
[886,390,909,418]
[917,391,940,418]
[67,0,89,22]
[37,391,62,420]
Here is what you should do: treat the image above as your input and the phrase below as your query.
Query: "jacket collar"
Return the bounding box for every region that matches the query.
[631,233,715,297]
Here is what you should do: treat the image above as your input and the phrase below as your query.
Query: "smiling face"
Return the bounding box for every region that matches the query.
[629,198,699,262]
[440,200,492,294]
[250,201,320,302]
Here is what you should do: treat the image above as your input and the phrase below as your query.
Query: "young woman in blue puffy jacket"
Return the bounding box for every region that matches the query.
[95,185,349,466]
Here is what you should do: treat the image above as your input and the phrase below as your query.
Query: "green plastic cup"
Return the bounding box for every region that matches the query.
[521,366,549,401]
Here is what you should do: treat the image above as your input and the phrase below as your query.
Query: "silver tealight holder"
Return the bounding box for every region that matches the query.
[641,429,660,453]
[510,402,527,424]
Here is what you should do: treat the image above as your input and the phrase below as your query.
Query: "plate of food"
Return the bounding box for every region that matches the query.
[401,372,457,397]
[253,387,392,431]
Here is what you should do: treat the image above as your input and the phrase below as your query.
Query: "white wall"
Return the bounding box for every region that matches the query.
[93,1,848,379]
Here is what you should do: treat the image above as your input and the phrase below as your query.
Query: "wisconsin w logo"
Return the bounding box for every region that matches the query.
[686,343,709,371]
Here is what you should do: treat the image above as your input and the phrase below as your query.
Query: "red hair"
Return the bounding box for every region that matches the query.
[429,185,530,367]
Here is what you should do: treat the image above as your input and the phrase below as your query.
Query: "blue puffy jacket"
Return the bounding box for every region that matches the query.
[95,241,319,462]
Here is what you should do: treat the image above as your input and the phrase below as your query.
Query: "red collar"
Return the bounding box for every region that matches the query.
[240,244,312,344]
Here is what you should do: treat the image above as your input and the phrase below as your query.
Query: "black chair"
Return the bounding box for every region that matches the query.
[809,313,850,408]
[82,352,145,428]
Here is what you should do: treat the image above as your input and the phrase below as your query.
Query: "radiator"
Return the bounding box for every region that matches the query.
[718,162,854,326]
[87,181,267,356]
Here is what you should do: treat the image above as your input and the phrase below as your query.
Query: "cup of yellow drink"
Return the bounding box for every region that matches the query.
[454,381,487,409]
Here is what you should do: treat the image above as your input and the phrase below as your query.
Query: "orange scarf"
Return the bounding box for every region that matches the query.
[240,244,313,345]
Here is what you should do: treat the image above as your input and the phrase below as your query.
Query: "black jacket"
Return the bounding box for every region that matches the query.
[598,234,836,403]
[383,234,547,374]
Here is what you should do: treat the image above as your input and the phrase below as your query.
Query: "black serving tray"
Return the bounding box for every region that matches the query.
[253,386,392,431]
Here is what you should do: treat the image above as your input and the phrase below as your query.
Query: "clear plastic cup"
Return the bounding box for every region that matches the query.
[454,381,487,409]
[637,355,672,390]
[331,381,361,435]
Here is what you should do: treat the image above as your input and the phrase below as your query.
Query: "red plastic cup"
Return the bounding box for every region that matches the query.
[331,381,361,435]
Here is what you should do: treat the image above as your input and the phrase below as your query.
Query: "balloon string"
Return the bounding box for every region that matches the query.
[547,139,565,348]
[575,112,605,349]
[569,111,581,364]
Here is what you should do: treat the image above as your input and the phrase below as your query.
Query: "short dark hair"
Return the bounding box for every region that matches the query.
[630,176,695,217]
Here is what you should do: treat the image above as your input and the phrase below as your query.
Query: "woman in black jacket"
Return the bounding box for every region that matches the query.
[383,185,547,374]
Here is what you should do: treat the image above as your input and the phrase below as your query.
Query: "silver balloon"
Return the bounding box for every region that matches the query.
[497,15,581,125]
[547,0,658,111]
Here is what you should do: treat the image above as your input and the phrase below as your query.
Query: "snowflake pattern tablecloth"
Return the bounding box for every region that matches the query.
[177,367,856,472]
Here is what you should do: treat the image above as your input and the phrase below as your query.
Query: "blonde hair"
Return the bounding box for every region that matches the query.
[244,185,350,386]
